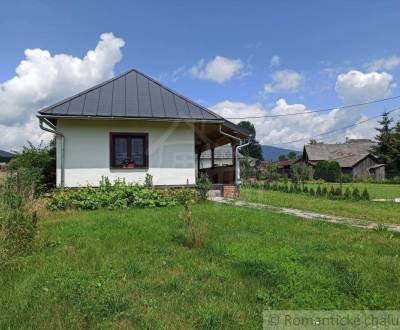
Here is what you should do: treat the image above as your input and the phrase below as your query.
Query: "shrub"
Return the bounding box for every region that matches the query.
[344,187,351,199]
[196,173,212,201]
[316,185,322,196]
[303,186,309,194]
[259,164,281,181]
[180,193,203,248]
[361,188,370,200]
[341,174,353,183]
[263,181,270,190]
[291,163,310,186]
[47,179,198,211]
[314,160,341,182]
[352,187,361,200]
[144,173,153,188]
[9,140,56,191]
[322,186,328,196]
[309,187,315,196]
[327,186,335,199]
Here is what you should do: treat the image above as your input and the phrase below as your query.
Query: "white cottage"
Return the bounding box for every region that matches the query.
[38,69,250,196]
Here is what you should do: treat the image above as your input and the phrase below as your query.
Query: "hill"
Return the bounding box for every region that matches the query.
[261,145,302,161]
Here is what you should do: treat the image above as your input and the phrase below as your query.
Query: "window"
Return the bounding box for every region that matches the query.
[110,133,148,168]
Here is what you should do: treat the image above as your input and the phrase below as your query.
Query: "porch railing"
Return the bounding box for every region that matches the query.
[199,165,235,184]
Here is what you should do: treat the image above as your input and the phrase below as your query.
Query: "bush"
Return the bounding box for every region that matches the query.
[344,187,351,199]
[309,187,315,196]
[144,173,153,188]
[196,173,212,201]
[327,187,335,199]
[316,185,322,196]
[341,174,353,183]
[361,188,370,200]
[352,187,361,201]
[47,178,198,211]
[258,164,281,181]
[9,140,56,191]
[314,161,341,182]
[303,186,309,194]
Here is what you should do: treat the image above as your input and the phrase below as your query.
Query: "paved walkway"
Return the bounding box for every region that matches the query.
[210,197,400,233]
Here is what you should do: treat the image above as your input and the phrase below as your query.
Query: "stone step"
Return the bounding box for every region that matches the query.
[207,190,221,198]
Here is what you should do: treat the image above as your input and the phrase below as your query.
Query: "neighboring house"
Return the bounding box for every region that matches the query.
[200,144,257,169]
[275,159,296,177]
[0,150,14,169]
[37,69,250,196]
[302,141,385,180]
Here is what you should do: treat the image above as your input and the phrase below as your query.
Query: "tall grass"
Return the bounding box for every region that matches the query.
[0,169,41,260]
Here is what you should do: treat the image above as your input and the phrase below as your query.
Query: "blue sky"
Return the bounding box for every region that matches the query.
[1,0,400,150]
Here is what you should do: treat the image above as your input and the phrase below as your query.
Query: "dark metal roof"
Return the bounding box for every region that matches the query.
[38,69,224,122]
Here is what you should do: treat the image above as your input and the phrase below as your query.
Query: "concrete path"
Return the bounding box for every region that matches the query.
[210,197,400,233]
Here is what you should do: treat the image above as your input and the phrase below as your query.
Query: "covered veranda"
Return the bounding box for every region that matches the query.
[194,121,250,186]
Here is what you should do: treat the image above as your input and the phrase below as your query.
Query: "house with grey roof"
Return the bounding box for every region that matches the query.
[0,150,14,169]
[302,141,385,180]
[37,69,250,196]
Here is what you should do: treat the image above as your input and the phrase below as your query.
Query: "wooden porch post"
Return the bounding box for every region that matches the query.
[231,142,237,183]
[196,145,202,177]
[211,145,215,168]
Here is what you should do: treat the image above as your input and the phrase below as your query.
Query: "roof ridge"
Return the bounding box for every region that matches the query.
[130,68,223,120]
[38,69,136,114]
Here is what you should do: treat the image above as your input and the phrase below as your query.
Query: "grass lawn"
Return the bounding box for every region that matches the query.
[1,203,400,329]
[240,188,400,225]
[305,182,400,199]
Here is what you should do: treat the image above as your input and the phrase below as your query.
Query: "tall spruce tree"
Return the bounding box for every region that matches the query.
[238,121,264,160]
[391,120,400,173]
[371,112,395,168]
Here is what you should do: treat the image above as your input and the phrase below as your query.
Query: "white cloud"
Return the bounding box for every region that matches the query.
[335,70,395,104]
[190,56,244,83]
[367,56,400,72]
[270,55,281,67]
[0,33,125,151]
[263,70,303,94]
[211,98,373,149]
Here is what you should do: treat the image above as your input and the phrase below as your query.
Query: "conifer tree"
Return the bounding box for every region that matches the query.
[371,112,395,168]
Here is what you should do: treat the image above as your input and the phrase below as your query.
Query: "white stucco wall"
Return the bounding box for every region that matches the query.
[56,119,196,187]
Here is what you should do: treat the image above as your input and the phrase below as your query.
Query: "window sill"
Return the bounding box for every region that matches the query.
[110,166,149,170]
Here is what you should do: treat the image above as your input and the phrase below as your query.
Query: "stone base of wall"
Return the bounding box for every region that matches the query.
[223,185,239,198]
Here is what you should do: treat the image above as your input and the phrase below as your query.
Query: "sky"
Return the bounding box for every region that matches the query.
[1,0,400,151]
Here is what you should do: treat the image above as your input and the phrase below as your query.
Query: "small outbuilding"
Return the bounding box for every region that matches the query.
[302,140,385,180]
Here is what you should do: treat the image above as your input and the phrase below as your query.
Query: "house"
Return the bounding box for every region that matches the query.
[275,159,296,177]
[37,69,250,196]
[302,141,385,180]
[0,150,14,169]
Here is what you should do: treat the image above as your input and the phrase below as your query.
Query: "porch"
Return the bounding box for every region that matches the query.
[194,122,247,187]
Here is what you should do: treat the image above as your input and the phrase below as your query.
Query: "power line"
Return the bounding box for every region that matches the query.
[225,95,400,119]
[268,106,400,146]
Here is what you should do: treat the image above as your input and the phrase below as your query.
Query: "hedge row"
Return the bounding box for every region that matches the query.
[246,181,370,201]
